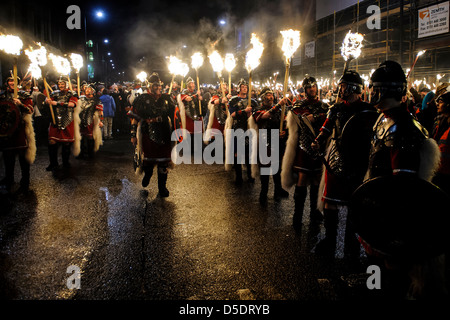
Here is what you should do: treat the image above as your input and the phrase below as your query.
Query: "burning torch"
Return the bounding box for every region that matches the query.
[406,50,426,80]
[0,34,23,99]
[337,31,364,103]
[280,29,301,131]
[136,71,148,88]
[25,43,55,124]
[245,33,264,108]
[224,53,236,96]
[168,56,183,95]
[70,53,83,97]
[49,53,72,91]
[191,52,204,116]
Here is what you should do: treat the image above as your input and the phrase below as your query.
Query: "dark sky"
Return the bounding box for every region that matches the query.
[48,0,311,82]
[77,0,247,79]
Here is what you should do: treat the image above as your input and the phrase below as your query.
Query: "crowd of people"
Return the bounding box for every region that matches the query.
[1,59,450,299]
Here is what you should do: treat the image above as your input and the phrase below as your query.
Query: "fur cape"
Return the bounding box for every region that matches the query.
[71,101,82,157]
[93,111,103,152]
[23,113,36,164]
[280,110,299,191]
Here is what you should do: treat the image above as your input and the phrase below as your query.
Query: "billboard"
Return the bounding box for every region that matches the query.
[418,1,449,38]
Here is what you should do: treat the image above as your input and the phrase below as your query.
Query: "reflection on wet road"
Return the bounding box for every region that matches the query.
[1,136,375,300]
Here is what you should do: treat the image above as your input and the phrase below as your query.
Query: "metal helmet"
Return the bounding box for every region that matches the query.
[186,77,194,85]
[148,72,162,86]
[259,86,274,103]
[369,60,407,105]
[338,70,363,99]
[302,76,317,89]
[237,78,248,92]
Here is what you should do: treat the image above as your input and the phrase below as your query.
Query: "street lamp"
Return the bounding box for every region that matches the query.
[219,19,226,25]
[104,39,109,44]
[96,11,104,18]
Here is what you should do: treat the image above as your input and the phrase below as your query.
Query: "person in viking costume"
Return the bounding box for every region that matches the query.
[281,76,329,230]
[204,82,230,143]
[0,76,36,194]
[76,85,103,159]
[253,87,289,203]
[44,77,80,171]
[349,61,447,299]
[310,71,377,255]
[225,78,259,185]
[129,73,177,197]
[177,76,203,137]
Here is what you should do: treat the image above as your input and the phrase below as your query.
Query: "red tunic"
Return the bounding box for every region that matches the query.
[0,91,33,150]
[48,92,78,143]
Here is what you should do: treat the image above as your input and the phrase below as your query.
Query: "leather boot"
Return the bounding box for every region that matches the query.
[314,208,339,255]
[309,185,323,222]
[293,186,307,230]
[46,143,59,171]
[273,173,289,199]
[62,144,71,168]
[259,175,269,204]
[157,169,169,197]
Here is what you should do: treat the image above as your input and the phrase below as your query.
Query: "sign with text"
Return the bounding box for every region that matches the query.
[418,1,449,38]
[305,41,315,58]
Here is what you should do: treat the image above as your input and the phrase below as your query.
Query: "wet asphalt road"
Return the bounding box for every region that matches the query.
[0,135,385,301]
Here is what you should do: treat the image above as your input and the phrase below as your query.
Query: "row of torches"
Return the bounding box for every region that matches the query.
[0,33,84,124]
[147,30,365,130]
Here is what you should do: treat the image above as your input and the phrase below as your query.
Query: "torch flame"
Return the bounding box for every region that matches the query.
[70,53,83,73]
[168,56,183,75]
[25,43,48,67]
[136,71,148,82]
[191,52,204,70]
[245,33,264,72]
[180,62,189,77]
[224,53,236,72]
[341,31,364,61]
[28,63,42,79]
[280,29,301,62]
[0,34,23,55]
[208,50,224,76]
[49,53,71,75]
